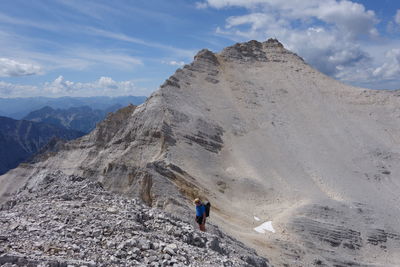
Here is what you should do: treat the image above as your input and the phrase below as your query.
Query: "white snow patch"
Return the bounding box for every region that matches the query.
[254,216,260,221]
[254,221,275,233]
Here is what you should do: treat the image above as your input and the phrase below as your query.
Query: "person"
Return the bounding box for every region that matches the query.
[194,198,206,231]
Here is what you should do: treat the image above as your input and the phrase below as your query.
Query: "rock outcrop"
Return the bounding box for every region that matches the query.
[1,38,400,266]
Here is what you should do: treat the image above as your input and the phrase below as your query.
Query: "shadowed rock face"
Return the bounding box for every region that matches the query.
[1,39,400,266]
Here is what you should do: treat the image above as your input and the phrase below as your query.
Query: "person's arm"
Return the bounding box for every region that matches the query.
[202,207,206,224]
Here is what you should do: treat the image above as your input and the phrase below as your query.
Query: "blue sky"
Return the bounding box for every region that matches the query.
[0,0,399,97]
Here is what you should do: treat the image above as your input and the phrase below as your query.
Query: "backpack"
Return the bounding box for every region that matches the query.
[204,201,211,217]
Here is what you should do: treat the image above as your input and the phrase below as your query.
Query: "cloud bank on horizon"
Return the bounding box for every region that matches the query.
[0,0,399,97]
[0,76,139,98]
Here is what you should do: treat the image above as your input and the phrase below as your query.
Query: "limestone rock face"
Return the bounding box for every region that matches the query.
[2,38,400,266]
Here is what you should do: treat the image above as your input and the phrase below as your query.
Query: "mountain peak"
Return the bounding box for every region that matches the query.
[194,49,219,64]
[160,37,305,92]
[264,38,284,47]
[191,38,293,66]
[220,38,302,63]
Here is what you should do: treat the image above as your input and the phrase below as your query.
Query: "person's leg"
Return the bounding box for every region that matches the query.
[196,216,203,230]
[200,223,206,232]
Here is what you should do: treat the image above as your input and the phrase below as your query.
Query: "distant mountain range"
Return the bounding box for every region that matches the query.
[0,116,85,175]
[0,96,146,175]
[0,96,147,119]
[23,105,122,133]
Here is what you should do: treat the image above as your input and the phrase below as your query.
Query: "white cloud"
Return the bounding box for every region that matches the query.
[162,60,185,66]
[312,1,378,38]
[97,76,118,88]
[44,75,74,94]
[70,49,143,70]
[0,76,147,98]
[0,28,144,72]
[204,0,378,36]
[334,47,400,90]
[226,13,270,29]
[0,58,42,77]
[203,0,378,38]
[284,27,371,75]
[0,12,59,32]
[43,76,141,96]
[204,0,266,9]
[0,81,39,96]
[396,10,400,25]
[372,49,400,80]
[86,27,196,59]
[195,2,209,9]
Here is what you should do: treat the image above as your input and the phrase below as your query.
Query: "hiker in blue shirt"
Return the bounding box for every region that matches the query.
[194,198,206,231]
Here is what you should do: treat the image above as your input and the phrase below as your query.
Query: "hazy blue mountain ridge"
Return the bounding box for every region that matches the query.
[0,96,147,119]
[0,116,85,175]
[23,105,122,133]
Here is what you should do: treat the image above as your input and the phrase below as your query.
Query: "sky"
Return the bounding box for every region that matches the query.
[0,0,399,98]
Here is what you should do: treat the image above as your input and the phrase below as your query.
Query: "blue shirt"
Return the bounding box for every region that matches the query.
[196,204,206,217]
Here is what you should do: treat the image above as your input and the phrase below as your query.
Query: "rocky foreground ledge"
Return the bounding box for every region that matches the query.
[0,172,269,267]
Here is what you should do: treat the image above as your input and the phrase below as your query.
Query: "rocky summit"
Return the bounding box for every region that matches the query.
[1,38,400,266]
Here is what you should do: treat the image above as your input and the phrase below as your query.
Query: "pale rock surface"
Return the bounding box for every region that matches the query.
[1,39,400,266]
